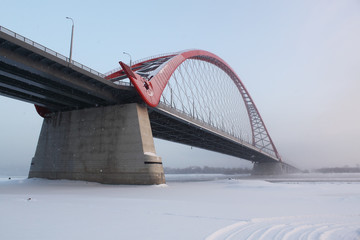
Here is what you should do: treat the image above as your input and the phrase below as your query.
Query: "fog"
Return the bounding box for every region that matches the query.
[1,1,359,174]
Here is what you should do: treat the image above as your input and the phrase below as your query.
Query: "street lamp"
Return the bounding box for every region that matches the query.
[123,52,132,68]
[66,17,74,63]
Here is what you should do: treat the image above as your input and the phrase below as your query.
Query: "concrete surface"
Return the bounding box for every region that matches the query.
[29,103,165,184]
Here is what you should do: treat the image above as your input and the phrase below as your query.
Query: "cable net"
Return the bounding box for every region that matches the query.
[160,58,253,144]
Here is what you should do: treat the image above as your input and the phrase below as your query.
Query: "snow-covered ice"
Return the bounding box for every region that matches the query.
[0,174,359,240]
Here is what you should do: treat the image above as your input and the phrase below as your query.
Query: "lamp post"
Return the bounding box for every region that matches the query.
[123,52,133,86]
[123,52,132,68]
[66,17,74,63]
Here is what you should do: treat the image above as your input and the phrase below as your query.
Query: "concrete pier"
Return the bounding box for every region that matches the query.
[29,103,165,184]
[252,162,284,175]
[252,162,300,175]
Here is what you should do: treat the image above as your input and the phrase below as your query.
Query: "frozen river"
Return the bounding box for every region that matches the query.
[1,173,359,239]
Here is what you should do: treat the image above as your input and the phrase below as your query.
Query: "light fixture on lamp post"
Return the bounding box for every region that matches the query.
[66,17,74,63]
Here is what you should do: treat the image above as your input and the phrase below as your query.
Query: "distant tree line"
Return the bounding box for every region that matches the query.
[164,166,252,174]
[314,167,360,173]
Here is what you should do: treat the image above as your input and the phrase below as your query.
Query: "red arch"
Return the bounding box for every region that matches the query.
[119,50,234,107]
[117,49,281,160]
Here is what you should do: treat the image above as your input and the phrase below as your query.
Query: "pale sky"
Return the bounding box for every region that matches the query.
[0,0,359,175]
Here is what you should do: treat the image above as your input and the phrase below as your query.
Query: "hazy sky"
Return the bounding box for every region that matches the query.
[0,0,359,175]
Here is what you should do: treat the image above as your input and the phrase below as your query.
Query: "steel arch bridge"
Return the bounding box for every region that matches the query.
[0,25,298,184]
[106,49,282,162]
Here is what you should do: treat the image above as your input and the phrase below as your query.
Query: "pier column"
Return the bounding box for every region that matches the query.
[252,162,284,175]
[29,103,165,184]
[252,162,300,175]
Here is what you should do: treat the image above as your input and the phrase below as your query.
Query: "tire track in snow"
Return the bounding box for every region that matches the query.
[319,225,360,240]
[257,224,287,240]
[298,224,330,240]
[206,215,360,240]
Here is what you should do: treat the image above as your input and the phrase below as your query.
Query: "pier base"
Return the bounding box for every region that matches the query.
[29,103,165,184]
[252,162,284,175]
[252,162,300,175]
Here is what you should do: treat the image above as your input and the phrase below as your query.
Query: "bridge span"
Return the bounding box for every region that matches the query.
[0,26,298,184]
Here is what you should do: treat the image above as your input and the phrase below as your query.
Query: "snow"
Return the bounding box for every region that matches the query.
[1,174,360,240]
[144,151,158,157]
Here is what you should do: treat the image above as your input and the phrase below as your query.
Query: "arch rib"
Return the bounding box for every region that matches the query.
[114,50,281,161]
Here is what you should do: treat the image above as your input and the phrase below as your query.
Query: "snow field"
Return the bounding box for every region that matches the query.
[0,175,359,240]
[206,215,360,240]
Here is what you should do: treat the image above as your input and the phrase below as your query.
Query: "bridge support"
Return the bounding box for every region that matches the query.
[252,162,284,175]
[252,162,300,175]
[29,103,165,184]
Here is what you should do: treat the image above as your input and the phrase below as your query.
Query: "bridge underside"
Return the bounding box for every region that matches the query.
[149,104,279,164]
[0,30,140,111]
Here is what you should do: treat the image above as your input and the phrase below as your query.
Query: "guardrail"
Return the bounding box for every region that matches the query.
[0,25,106,78]
[104,52,180,77]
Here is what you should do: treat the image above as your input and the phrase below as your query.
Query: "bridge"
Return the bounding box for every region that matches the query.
[0,25,298,184]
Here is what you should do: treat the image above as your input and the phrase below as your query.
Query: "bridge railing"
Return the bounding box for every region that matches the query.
[158,101,252,145]
[104,51,183,77]
[0,25,106,78]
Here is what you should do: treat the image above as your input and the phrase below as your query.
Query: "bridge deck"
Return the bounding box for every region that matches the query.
[150,104,278,163]
[0,26,139,111]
